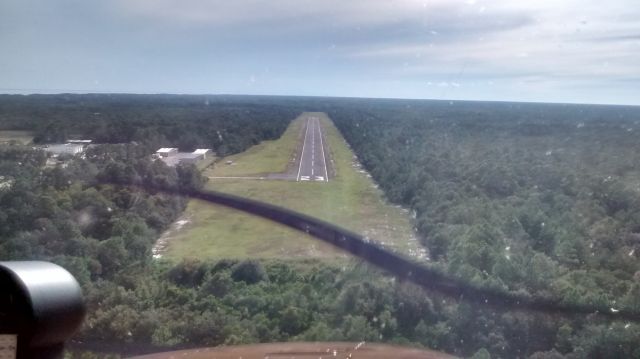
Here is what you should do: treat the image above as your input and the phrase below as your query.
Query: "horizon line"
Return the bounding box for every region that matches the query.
[0,90,638,108]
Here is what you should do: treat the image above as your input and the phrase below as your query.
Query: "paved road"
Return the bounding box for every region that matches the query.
[296,116,329,182]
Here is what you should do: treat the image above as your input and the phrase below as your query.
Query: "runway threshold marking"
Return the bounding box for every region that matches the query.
[296,115,330,182]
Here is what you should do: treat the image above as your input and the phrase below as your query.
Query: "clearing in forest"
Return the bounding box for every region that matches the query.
[159,112,425,261]
[0,130,34,144]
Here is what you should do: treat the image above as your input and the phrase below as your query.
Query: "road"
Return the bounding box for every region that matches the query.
[296,115,329,182]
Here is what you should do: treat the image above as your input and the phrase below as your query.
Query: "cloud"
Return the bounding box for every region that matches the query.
[1,0,638,104]
[327,0,639,88]
[588,34,640,42]
[113,0,420,27]
[113,0,531,33]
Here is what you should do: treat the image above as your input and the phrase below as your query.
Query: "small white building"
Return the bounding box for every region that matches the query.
[193,149,212,159]
[155,147,212,166]
[67,139,92,145]
[160,152,203,167]
[178,153,203,164]
[44,144,85,156]
[156,148,178,157]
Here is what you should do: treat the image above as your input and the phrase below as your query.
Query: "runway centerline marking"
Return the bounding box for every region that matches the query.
[296,115,330,183]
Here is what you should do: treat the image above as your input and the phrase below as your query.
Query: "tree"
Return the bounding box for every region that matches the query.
[97,237,128,277]
[342,315,378,341]
[470,348,492,359]
[202,271,234,297]
[279,306,309,336]
[231,260,268,284]
[176,163,206,191]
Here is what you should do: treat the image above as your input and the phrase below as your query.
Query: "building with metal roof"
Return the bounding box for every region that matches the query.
[43,144,85,156]
[193,149,212,158]
[156,148,178,157]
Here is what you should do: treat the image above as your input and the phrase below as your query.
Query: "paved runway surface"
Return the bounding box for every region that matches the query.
[297,115,329,182]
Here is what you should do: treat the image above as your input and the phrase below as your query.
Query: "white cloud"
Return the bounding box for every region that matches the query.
[110,0,640,83]
[338,0,640,86]
[2,0,638,103]
[114,0,528,28]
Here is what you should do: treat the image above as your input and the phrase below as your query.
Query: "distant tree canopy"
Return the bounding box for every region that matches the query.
[0,94,298,156]
[2,95,640,359]
[0,143,203,281]
[324,99,640,358]
[0,95,300,285]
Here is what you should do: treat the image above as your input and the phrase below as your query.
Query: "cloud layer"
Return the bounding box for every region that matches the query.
[1,0,638,104]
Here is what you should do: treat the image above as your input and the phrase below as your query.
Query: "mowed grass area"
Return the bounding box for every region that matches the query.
[206,116,303,177]
[163,112,423,261]
[196,156,217,171]
[162,199,340,260]
[0,130,34,144]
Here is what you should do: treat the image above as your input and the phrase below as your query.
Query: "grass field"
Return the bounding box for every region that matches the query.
[160,199,341,260]
[196,156,217,171]
[162,112,424,261]
[0,130,34,144]
[207,117,303,177]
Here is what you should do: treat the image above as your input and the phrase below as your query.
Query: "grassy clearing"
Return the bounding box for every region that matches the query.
[0,130,34,144]
[162,199,342,260]
[205,116,303,177]
[163,112,423,261]
[196,156,217,171]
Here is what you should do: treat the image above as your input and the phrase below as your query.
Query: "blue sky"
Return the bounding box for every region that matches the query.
[1,0,639,105]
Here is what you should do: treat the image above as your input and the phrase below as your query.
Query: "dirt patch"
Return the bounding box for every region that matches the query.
[152,217,191,259]
[132,342,456,359]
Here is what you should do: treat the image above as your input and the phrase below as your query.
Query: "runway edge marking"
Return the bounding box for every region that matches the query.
[296,117,311,182]
[318,116,329,182]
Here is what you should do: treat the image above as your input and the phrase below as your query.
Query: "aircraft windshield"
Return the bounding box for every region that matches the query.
[1,1,639,358]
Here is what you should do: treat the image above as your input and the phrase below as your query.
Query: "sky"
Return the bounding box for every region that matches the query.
[1,0,639,105]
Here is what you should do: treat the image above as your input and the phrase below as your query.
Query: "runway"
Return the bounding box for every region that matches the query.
[296,115,329,182]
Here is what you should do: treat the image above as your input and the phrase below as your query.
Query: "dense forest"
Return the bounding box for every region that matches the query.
[326,99,640,357]
[0,94,297,155]
[2,94,640,358]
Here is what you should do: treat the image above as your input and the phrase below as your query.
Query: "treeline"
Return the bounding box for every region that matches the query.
[3,95,640,358]
[0,144,204,284]
[75,259,640,359]
[0,94,298,155]
[79,260,442,352]
[325,99,640,357]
